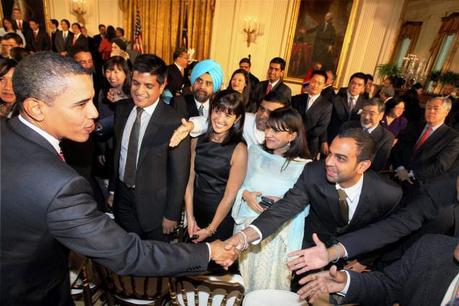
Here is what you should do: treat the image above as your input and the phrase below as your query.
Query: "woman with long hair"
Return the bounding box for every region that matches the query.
[185,89,248,244]
[232,107,311,292]
[95,56,132,207]
[227,68,251,108]
[98,25,116,61]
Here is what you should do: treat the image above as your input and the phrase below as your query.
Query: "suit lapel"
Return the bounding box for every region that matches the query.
[414,124,447,155]
[8,117,58,156]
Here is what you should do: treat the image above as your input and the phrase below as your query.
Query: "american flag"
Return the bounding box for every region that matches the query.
[133,7,143,53]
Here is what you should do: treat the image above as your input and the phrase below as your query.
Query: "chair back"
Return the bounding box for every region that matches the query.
[96,264,169,305]
[170,274,244,306]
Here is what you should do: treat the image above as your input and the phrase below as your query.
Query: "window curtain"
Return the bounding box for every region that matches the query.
[428,12,459,72]
[119,0,215,64]
[398,21,422,54]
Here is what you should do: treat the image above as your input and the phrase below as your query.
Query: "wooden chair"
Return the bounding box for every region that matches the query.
[95,264,169,306]
[169,274,245,306]
[70,257,103,306]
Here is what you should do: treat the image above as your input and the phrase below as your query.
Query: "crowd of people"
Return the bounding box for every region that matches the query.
[1,9,459,306]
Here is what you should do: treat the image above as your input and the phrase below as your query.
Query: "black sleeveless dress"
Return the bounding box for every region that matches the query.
[193,135,239,242]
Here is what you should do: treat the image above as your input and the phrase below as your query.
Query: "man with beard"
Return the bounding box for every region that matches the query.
[340,99,394,171]
[170,59,223,120]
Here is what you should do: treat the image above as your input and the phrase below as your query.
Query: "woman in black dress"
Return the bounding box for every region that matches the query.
[185,89,248,243]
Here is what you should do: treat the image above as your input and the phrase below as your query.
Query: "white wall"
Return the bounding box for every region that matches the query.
[48,0,123,36]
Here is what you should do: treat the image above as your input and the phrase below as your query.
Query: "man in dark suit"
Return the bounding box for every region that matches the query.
[292,70,332,158]
[170,59,223,120]
[1,51,234,306]
[49,19,59,52]
[224,128,402,289]
[68,23,89,55]
[249,57,292,112]
[298,234,459,306]
[327,72,368,143]
[12,7,30,36]
[26,19,51,52]
[279,170,459,276]
[239,57,260,91]
[54,19,73,56]
[93,24,106,51]
[341,99,394,171]
[113,54,191,242]
[166,47,191,96]
[392,96,459,185]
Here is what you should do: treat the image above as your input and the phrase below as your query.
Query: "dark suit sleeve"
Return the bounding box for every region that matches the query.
[414,134,459,180]
[308,102,332,138]
[165,131,191,221]
[47,176,208,276]
[338,173,457,257]
[251,164,311,238]
[341,237,423,306]
[43,32,51,50]
[371,130,394,171]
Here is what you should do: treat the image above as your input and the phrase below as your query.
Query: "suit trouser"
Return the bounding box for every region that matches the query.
[113,180,168,242]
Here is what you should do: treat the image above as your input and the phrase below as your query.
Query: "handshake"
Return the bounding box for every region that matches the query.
[208,231,250,268]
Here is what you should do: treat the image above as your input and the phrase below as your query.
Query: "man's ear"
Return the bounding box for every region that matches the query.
[356,159,371,174]
[22,98,46,122]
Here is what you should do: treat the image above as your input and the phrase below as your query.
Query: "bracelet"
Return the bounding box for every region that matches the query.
[236,231,248,251]
[206,225,216,236]
[330,245,341,263]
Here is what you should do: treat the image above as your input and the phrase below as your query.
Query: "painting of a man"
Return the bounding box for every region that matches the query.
[287,0,354,79]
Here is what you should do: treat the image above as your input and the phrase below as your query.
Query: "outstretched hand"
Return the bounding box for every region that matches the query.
[287,233,330,274]
[169,119,194,147]
[297,265,347,302]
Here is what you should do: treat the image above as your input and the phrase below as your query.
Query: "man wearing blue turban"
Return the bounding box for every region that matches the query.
[170,59,223,120]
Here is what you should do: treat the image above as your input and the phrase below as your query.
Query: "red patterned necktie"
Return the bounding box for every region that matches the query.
[58,149,66,162]
[265,83,273,95]
[414,127,433,151]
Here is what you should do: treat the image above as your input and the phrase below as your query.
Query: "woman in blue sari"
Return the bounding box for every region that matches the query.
[232,107,311,292]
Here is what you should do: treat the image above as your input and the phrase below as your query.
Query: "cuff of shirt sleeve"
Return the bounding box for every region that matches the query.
[189,116,202,137]
[395,166,405,172]
[247,225,262,245]
[339,242,348,259]
[337,270,351,296]
[206,242,211,262]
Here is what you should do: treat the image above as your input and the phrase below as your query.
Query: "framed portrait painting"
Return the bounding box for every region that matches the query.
[0,0,50,30]
[285,0,359,83]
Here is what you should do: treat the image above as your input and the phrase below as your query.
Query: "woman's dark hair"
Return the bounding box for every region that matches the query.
[205,89,245,145]
[2,17,17,31]
[262,107,310,161]
[103,56,132,95]
[385,97,405,115]
[106,25,116,41]
[226,68,251,107]
[0,57,17,78]
[0,58,17,109]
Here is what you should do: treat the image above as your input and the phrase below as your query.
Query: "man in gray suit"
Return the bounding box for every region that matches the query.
[0,51,235,306]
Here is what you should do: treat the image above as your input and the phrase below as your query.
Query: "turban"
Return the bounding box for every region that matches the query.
[190,59,223,93]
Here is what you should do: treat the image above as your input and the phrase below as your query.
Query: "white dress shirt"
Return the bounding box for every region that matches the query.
[306,93,321,111]
[118,100,159,181]
[195,99,209,119]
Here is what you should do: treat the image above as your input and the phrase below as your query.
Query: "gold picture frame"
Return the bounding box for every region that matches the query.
[284,0,360,86]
